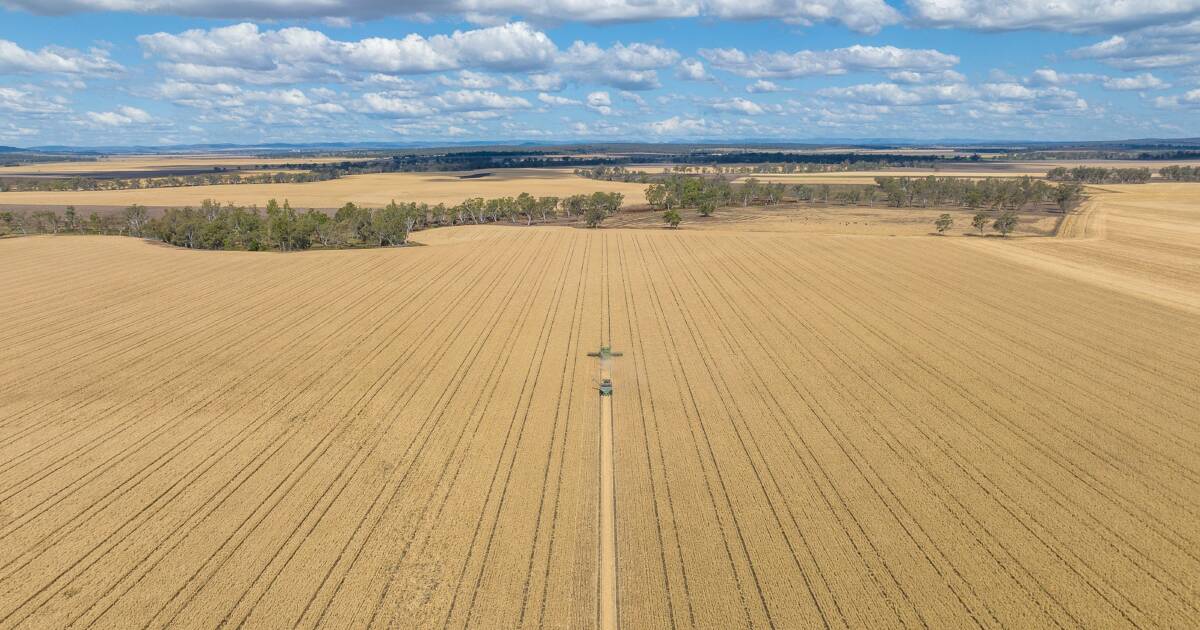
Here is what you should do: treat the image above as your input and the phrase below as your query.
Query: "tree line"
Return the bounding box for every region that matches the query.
[0,170,337,193]
[1009,150,1200,161]
[875,176,1084,212]
[0,191,626,251]
[642,175,1083,217]
[575,159,935,184]
[1046,166,1152,184]
[1,205,141,236]
[1158,165,1200,182]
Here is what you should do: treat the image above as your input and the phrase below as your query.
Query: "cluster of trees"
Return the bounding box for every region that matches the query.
[574,166,656,183]
[1158,165,1200,182]
[934,211,1020,237]
[646,176,734,215]
[1,190,627,250]
[149,193,624,250]
[1046,166,1152,184]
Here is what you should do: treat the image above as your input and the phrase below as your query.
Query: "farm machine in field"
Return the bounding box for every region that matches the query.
[588,346,622,396]
[587,346,623,360]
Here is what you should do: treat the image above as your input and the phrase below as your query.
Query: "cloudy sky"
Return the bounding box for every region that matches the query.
[2,1,1199,146]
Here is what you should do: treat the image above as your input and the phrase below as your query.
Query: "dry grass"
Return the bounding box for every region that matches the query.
[1,184,1197,628]
[0,168,648,209]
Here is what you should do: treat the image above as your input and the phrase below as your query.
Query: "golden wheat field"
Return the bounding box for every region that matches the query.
[1,185,1198,629]
[0,169,648,209]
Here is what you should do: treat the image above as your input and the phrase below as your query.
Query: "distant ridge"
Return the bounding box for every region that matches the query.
[4,138,1200,156]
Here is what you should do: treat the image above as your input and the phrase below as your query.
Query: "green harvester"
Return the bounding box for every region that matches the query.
[588,346,622,396]
[586,346,623,360]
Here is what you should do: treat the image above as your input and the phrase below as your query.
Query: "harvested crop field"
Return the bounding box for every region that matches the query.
[0,168,648,210]
[1,185,1198,628]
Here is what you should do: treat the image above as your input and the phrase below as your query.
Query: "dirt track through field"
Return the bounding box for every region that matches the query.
[1,183,1198,628]
[598,365,617,630]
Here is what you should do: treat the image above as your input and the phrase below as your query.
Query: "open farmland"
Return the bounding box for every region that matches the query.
[1,186,1198,628]
[0,155,363,176]
[726,163,1200,186]
[0,168,649,210]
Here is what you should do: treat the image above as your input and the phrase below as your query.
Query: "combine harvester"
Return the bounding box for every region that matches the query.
[587,345,622,395]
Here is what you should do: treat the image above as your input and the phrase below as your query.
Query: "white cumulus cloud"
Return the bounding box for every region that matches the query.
[700,45,958,79]
[1153,89,1200,108]
[586,90,613,114]
[560,41,680,90]
[704,0,900,34]
[1103,73,1169,90]
[710,97,766,115]
[676,58,713,81]
[359,89,530,117]
[745,79,786,93]
[138,22,557,84]
[1071,20,1200,70]
[3,0,897,33]
[908,0,1200,33]
[86,105,153,126]
[537,92,580,106]
[0,39,122,75]
[646,115,722,136]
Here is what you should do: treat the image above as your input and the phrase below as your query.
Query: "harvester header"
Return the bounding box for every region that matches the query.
[587,346,624,360]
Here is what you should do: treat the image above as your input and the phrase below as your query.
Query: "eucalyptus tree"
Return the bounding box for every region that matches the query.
[516,192,537,225]
[1054,182,1085,213]
[972,212,989,235]
[123,204,150,237]
[993,211,1019,236]
[935,213,954,234]
[536,196,559,222]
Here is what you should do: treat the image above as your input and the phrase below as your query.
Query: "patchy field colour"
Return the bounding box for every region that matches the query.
[0,185,1198,628]
[0,168,648,209]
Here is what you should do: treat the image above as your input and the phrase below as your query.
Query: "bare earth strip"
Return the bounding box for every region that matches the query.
[598,363,617,630]
[1,185,1198,628]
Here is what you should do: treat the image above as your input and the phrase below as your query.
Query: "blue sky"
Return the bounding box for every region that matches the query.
[1,1,1199,146]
